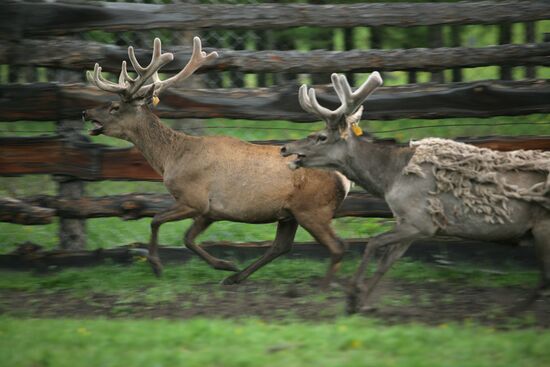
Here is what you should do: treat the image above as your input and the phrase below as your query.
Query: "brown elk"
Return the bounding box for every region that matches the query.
[83,37,350,286]
[281,72,550,313]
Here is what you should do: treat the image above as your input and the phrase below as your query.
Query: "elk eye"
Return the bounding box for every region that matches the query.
[110,105,120,114]
[318,135,328,142]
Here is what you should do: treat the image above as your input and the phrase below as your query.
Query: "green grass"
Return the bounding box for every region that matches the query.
[1,317,549,367]
[0,259,538,297]
[0,217,392,253]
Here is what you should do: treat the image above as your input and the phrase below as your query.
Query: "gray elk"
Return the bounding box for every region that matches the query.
[83,37,350,285]
[281,72,550,313]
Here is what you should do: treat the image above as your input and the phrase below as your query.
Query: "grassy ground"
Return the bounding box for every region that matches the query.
[0,259,548,367]
[2,317,549,367]
[0,258,539,296]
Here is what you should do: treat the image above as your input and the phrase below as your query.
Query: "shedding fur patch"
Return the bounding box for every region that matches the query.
[403,138,550,228]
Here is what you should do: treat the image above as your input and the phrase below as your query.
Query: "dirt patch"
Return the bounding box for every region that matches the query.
[1,278,548,328]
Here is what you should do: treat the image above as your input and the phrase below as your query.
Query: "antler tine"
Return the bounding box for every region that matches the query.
[153,36,219,95]
[118,61,135,86]
[307,87,347,128]
[87,63,127,94]
[126,38,174,97]
[297,75,348,128]
[337,72,383,114]
[87,37,218,100]
[298,84,316,114]
[331,73,349,105]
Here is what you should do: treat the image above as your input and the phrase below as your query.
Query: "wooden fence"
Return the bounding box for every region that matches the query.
[1,0,550,250]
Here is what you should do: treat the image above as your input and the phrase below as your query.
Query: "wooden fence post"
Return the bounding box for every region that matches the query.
[229,30,245,88]
[55,70,87,250]
[370,26,384,82]
[499,23,513,80]
[255,30,273,87]
[429,25,445,83]
[451,25,463,82]
[344,27,355,85]
[525,22,536,79]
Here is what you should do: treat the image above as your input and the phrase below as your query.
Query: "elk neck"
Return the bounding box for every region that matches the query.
[344,137,415,198]
[123,109,186,176]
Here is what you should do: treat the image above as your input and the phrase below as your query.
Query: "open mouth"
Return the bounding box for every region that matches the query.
[288,153,306,170]
[88,120,104,136]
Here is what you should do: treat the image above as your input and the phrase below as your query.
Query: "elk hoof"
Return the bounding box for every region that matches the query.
[147,256,163,277]
[221,273,242,285]
[214,260,240,272]
[346,293,360,315]
[345,283,363,314]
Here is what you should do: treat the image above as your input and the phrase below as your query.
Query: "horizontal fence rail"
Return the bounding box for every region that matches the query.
[0,192,391,225]
[0,197,55,225]
[1,136,550,182]
[2,1,549,36]
[3,39,549,73]
[2,80,550,122]
[0,239,537,270]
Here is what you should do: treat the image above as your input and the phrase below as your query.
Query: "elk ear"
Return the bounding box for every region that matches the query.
[341,106,364,138]
[130,84,157,107]
[143,84,157,107]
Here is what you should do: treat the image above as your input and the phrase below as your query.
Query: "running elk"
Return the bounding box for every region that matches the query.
[281,72,550,313]
[83,37,350,285]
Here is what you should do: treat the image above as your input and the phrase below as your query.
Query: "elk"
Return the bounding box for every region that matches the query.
[83,37,350,286]
[281,72,550,313]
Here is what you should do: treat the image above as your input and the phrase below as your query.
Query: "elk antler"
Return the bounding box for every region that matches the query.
[299,72,383,129]
[87,37,218,101]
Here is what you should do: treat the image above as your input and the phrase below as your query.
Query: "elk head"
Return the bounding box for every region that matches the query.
[281,72,383,171]
[83,37,218,139]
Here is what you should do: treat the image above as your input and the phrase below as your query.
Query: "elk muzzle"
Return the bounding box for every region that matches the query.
[280,143,306,170]
[82,109,105,136]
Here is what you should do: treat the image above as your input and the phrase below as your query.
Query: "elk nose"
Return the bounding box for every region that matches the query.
[82,110,87,119]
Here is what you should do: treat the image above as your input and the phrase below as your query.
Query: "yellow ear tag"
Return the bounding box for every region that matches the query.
[351,123,363,136]
[152,95,160,107]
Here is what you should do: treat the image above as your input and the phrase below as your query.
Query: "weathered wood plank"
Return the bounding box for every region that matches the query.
[2,39,549,73]
[1,1,549,35]
[1,136,549,181]
[0,136,98,178]
[0,136,158,180]
[0,197,54,224]
[0,238,537,270]
[12,192,392,220]
[1,80,549,122]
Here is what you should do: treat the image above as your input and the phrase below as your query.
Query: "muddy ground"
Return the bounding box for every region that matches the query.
[2,277,548,328]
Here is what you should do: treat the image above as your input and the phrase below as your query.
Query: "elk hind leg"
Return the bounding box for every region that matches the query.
[221,219,298,285]
[508,218,550,314]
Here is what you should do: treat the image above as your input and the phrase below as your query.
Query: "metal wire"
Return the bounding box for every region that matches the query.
[1,120,549,135]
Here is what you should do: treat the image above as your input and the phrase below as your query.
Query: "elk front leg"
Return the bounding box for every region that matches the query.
[148,205,197,276]
[221,219,298,285]
[184,216,239,272]
[347,224,423,314]
[533,218,550,293]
